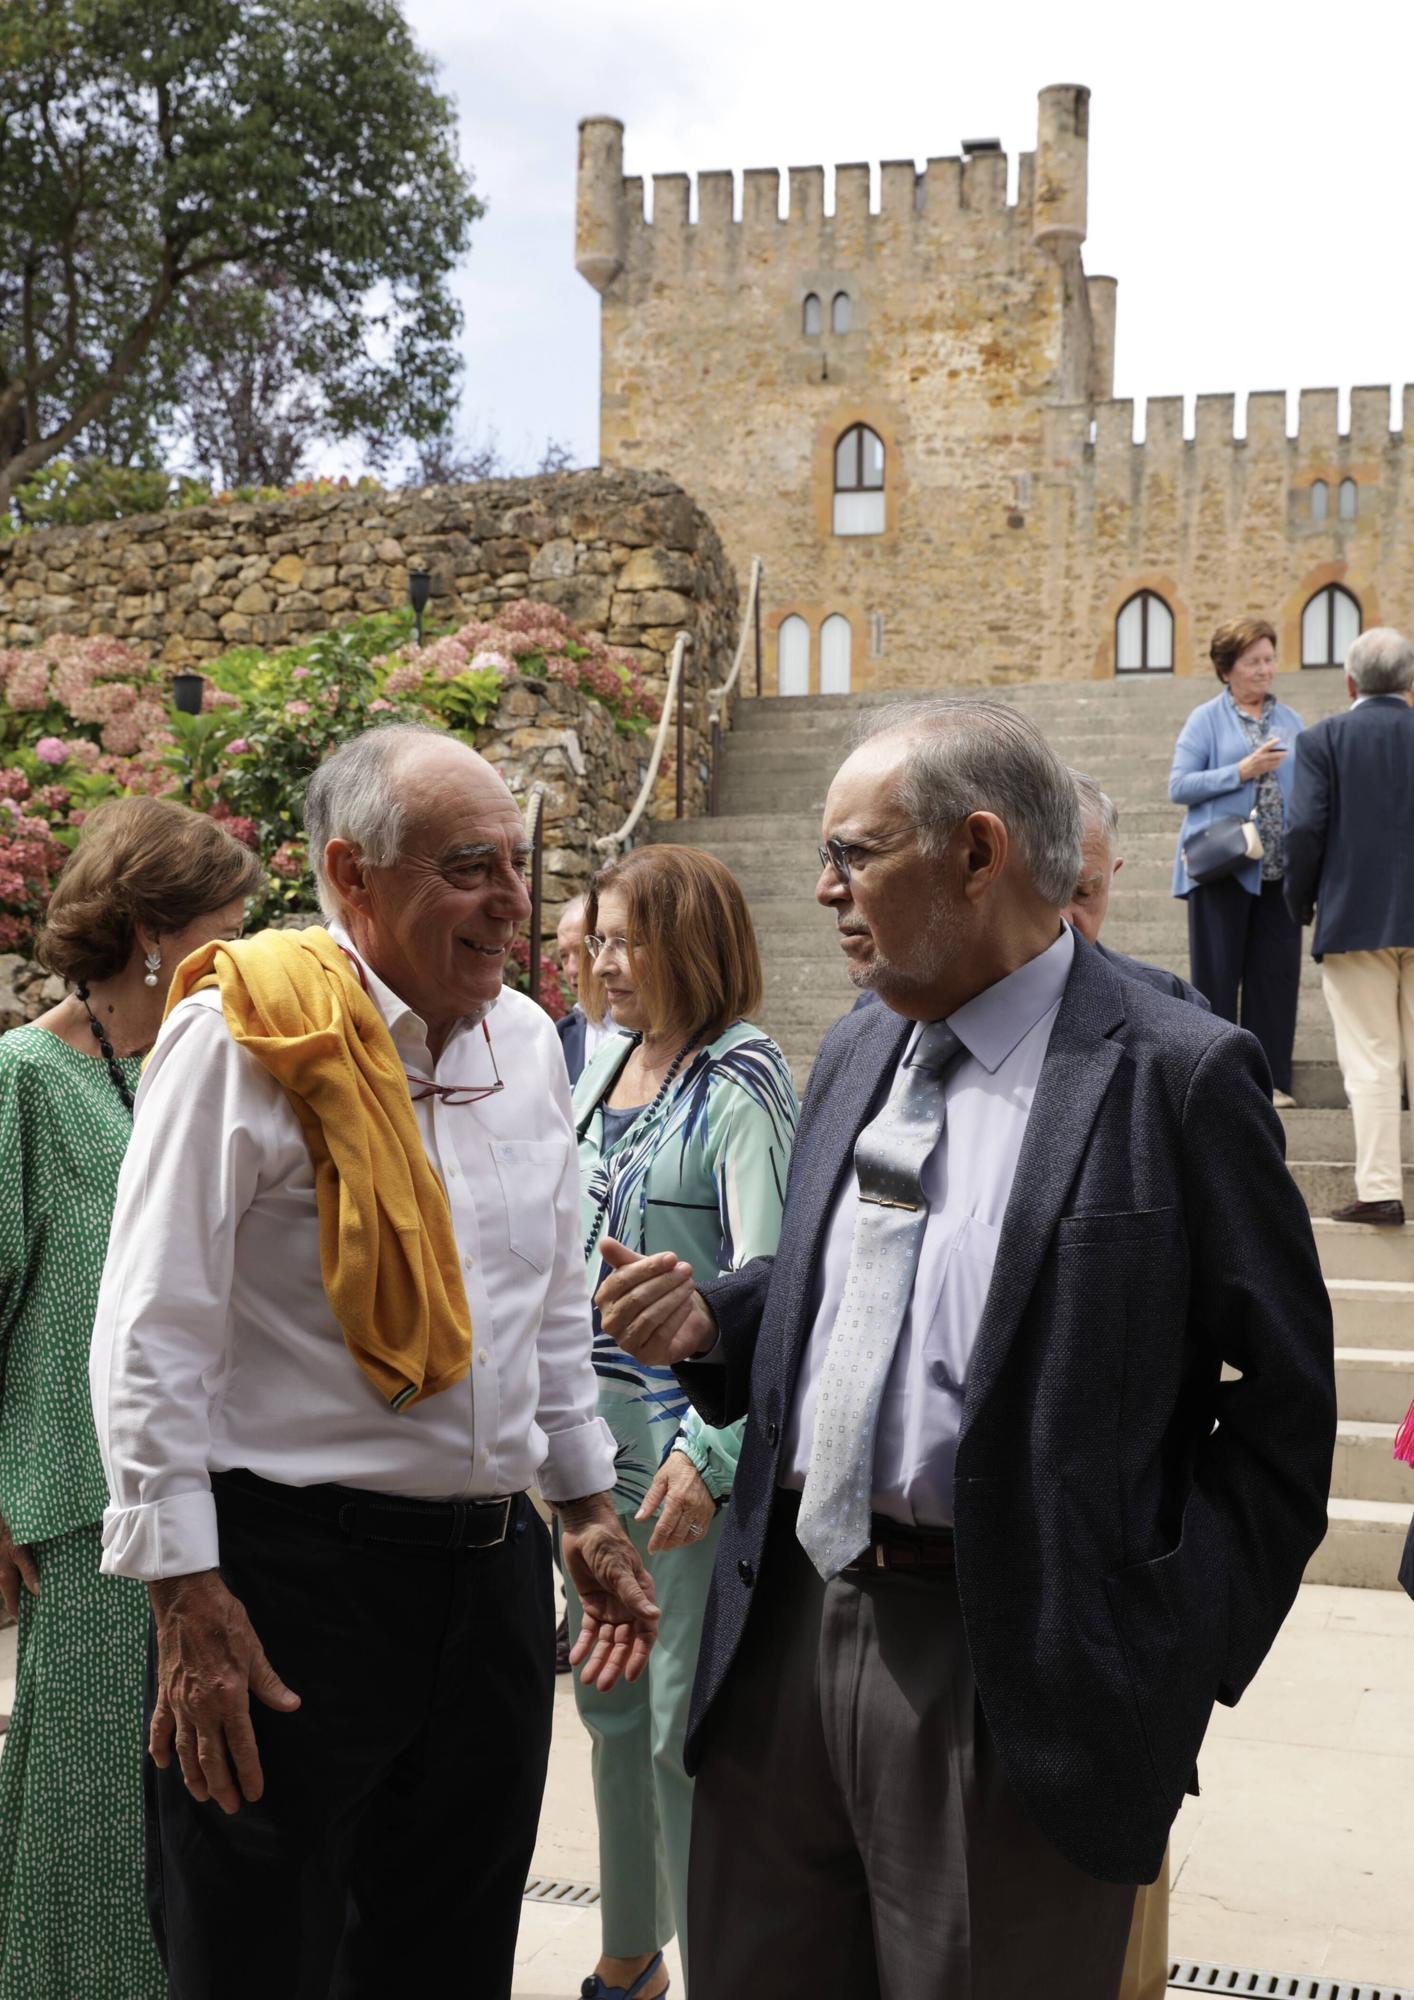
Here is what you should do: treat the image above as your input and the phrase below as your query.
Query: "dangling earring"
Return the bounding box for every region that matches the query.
[143,949,162,988]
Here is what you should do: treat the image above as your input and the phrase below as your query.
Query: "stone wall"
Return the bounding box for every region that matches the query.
[0,467,740,814]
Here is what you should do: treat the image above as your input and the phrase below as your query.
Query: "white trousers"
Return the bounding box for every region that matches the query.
[1321,949,1414,1201]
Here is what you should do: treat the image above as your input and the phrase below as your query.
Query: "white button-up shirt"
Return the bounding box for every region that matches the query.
[89,925,616,1580]
[781,926,1074,1528]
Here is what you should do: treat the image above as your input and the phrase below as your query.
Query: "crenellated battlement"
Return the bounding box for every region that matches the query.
[1051,386,1407,467]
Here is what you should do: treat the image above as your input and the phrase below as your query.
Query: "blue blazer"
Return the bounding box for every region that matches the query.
[555,1006,589,1086]
[1168,690,1305,899]
[1283,696,1414,958]
[679,940,1334,1885]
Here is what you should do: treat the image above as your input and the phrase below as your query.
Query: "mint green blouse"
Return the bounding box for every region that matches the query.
[0,1027,141,1544]
[574,1021,799,1508]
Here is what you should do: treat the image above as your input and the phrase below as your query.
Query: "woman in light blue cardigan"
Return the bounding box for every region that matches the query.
[1168,616,1305,1100]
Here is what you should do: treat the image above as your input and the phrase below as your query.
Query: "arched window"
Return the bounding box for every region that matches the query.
[1115,591,1175,674]
[802,293,822,336]
[777,614,810,697]
[1339,477,1358,521]
[833,424,885,536]
[1309,480,1329,522]
[831,290,852,334]
[820,614,852,694]
[1301,585,1361,668]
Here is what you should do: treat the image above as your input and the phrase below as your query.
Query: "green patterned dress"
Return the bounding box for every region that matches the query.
[0,1026,165,1997]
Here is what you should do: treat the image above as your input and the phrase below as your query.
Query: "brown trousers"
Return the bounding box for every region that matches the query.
[1120,1848,1170,2000]
[687,1502,1136,2000]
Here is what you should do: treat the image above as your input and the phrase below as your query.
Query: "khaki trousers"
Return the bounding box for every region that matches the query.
[1119,1846,1170,2000]
[1321,949,1414,1201]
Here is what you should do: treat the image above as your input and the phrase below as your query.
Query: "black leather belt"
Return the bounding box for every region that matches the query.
[214,1468,520,1551]
[841,1517,955,1576]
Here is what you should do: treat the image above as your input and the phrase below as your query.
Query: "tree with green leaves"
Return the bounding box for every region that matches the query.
[0,0,482,510]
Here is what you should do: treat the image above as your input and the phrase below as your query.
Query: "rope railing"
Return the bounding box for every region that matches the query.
[524,780,547,1000]
[707,555,764,720]
[595,630,690,856]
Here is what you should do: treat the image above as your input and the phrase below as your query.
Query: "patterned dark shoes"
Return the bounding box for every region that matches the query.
[1329,1199,1406,1226]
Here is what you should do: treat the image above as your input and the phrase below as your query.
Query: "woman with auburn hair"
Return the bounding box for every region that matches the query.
[1168,616,1306,1105]
[568,845,798,2000]
[0,795,262,1998]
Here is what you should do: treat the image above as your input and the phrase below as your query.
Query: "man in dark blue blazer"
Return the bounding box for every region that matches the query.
[553,895,612,1086]
[593,699,1335,1999]
[1285,628,1414,1226]
[1067,771,1210,1009]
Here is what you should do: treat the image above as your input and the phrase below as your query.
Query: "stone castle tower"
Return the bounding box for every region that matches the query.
[576,86,1412,691]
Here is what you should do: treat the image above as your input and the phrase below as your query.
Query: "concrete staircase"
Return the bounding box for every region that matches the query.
[652,674,1414,1585]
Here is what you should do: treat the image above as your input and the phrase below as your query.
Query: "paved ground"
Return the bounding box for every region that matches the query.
[4,1581,1409,1994]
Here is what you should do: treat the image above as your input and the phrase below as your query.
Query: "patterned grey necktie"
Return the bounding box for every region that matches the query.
[796,1019,962,1580]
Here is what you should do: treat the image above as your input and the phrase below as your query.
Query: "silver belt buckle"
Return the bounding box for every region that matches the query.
[478,1495,513,1546]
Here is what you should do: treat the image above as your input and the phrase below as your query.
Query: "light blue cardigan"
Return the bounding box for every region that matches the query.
[1168,689,1305,899]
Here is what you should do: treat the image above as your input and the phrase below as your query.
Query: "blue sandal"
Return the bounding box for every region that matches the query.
[580,1951,668,2000]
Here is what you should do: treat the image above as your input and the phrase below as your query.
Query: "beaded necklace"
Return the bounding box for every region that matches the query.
[74,985,146,1116]
[581,1031,699,1264]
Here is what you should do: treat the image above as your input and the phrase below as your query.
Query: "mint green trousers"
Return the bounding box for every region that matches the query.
[565,1506,724,1984]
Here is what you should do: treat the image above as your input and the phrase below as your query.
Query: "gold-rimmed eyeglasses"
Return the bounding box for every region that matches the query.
[584,933,636,961]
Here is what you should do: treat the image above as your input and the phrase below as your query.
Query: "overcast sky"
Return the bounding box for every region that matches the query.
[400,0,1411,471]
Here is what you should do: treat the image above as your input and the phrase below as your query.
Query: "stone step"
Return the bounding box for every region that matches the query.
[717,737,1205,777]
[1281,1111,1355,1161]
[1330,1421,1414,1504]
[1314,1219,1414,1281]
[1327,1280,1414,1347]
[1303,1498,1412,1590]
[1292,1162,1410,1213]
[1333,1347,1414,1424]
[730,678,1351,728]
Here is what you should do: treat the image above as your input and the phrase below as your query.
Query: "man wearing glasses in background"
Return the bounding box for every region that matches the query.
[89,725,658,2000]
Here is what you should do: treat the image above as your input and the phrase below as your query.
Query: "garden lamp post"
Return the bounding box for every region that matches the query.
[170,672,206,797]
[407,570,431,649]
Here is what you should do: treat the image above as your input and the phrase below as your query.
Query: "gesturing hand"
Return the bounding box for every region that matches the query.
[594,1237,718,1368]
[147,1570,301,1814]
[1240,741,1288,780]
[637,1453,716,1554]
[0,1512,39,1620]
[559,1493,660,1692]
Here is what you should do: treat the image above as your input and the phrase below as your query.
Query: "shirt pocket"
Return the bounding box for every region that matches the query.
[917,1213,1004,1395]
[488,1138,568,1274]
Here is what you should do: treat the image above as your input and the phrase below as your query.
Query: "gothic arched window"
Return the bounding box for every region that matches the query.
[831,290,852,334]
[1309,480,1329,522]
[802,293,822,337]
[820,614,852,694]
[1338,477,1358,521]
[833,425,885,536]
[777,614,810,696]
[1115,591,1175,674]
[1301,585,1361,668]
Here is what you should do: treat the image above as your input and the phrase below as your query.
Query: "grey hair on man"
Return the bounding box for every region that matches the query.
[1345,627,1414,697]
[859,699,1083,907]
[304,723,443,918]
[1069,771,1120,847]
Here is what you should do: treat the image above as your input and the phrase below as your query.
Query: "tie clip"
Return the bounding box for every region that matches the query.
[859,1193,920,1212]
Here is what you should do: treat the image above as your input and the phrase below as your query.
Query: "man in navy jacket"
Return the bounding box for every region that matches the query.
[1285,628,1414,1226]
[594,699,1335,1999]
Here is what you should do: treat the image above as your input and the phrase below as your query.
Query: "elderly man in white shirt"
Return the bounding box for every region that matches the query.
[89,724,657,2000]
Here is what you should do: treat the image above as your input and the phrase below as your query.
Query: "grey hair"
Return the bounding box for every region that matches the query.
[1069,769,1120,846]
[856,699,1083,908]
[303,723,444,918]
[1345,627,1414,696]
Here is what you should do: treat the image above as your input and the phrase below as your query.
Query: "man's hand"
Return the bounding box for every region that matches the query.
[637,1454,716,1555]
[148,1570,301,1814]
[0,1513,39,1620]
[558,1493,660,1692]
[594,1237,718,1367]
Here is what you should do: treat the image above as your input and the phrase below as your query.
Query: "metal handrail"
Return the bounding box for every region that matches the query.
[595,630,690,855]
[707,556,763,719]
[524,781,546,1001]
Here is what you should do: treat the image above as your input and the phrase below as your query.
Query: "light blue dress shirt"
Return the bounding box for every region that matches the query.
[780,925,1075,1529]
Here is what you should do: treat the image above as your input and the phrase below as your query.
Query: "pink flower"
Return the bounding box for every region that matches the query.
[469,650,514,675]
[383,664,422,697]
[0,769,31,802]
[34,736,69,766]
[225,816,259,849]
[284,700,312,718]
[291,666,312,680]
[269,840,306,880]
[368,699,394,713]
[226,739,251,757]
[4,657,51,711]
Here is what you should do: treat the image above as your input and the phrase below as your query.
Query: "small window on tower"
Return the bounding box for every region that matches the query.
[833,425,885,536]
[831,291,852,334]
[1309,480,1329,522]
[802,293,822,337]
[1338,477,1358,520]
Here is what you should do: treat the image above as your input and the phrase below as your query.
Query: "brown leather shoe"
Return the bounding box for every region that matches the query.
[1329,1199,1406,1226]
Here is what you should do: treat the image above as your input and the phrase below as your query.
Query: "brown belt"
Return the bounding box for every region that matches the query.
[842,1518,955,1575]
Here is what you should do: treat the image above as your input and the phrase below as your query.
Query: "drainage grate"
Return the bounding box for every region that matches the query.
[1168,1965,1414,2000]
[523,1876,602,1909]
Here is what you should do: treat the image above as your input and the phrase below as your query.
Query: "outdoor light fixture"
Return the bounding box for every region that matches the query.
[171,672,206,715]
[407,569,432,648]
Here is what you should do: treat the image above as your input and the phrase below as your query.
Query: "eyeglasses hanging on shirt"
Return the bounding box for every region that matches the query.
[405,1020,506,1107]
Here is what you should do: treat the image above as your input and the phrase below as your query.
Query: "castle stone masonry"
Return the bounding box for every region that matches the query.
[577,86,1412,691]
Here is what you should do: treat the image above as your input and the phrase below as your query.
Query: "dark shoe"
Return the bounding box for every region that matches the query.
[581,1954,667,2000]
[1329,1199,1406,1226]
[554,1608,572,1675]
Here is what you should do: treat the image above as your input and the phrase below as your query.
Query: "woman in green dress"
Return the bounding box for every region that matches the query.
[568,846,799,2000]
[0,795,262,1998]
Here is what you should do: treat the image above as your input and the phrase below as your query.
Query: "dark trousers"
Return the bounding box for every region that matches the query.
[688,1499,1136,2000]
[1186,876,1302,1092]
[145,1474,554,2000]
